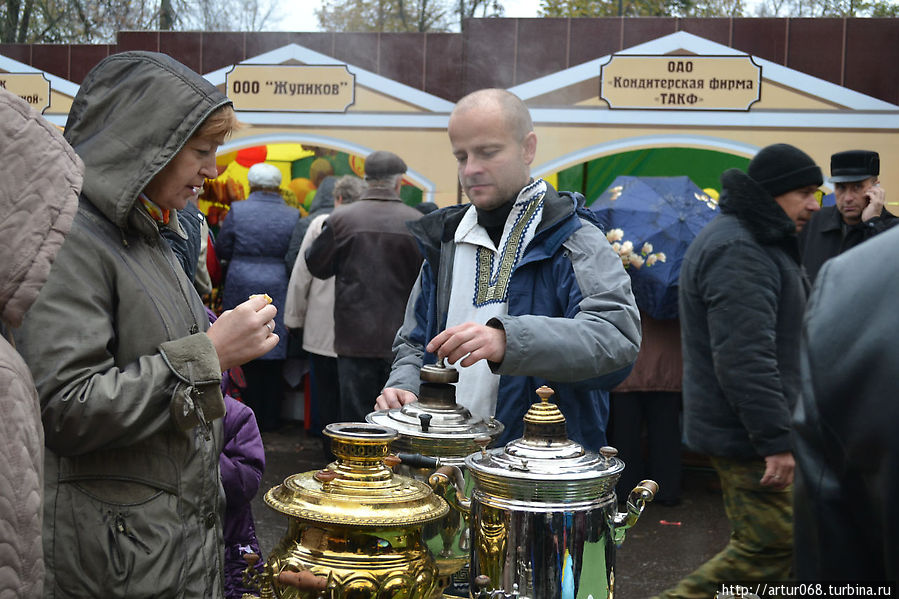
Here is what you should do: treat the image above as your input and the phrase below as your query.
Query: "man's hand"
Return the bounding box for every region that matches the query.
[861,183,886,222]
[375,387,418,410]
[426,322,506,367]
[760,451,795,489]
[207,295,279,371]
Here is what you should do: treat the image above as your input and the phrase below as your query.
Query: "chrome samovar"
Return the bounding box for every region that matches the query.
[430,386,658,599]
[246,422,449,599]
[367,360,504,597]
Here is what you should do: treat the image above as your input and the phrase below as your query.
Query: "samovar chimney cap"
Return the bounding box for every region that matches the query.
[420,357,459,384]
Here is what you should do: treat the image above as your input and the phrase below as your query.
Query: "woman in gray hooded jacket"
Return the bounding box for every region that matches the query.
[14,52,278,598]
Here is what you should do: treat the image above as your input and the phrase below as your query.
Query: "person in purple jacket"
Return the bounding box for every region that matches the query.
[220,390,266,599]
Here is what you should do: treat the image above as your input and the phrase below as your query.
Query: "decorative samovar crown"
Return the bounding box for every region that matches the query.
[520,385,568,444]
[265,422,448,527]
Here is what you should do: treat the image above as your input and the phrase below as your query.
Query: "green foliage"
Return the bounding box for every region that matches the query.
[870,0,899,14]
[314,0,503,32]
[539,0,897,16]
[537,0,738,17]
[1,0,277,43]
[752,0,898,15]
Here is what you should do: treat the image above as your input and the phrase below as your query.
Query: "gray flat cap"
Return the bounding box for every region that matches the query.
[364,150,407,179]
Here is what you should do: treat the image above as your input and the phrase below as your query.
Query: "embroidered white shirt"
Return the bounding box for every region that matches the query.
[445,179,546,420]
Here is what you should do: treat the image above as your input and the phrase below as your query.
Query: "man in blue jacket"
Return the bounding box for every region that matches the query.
[375,88,640,450]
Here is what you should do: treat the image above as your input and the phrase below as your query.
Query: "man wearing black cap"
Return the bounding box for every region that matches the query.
[657,144,823,599]
[800,149,896,283]
[305,150,423,422]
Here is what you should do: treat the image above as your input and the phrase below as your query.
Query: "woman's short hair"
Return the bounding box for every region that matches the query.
[196,105,240,141]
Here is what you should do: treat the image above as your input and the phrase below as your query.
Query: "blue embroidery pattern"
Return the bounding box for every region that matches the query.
[472,190,544,307]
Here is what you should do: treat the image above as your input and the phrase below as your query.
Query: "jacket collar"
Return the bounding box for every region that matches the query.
[407,180,581,269]
[247,190,286,203]
[719,168,799,246]
[360,182,403,202]
[816,205,846,233]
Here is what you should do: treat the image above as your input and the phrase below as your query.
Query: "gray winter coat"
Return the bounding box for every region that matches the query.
[14,52,230,598]
[0,88,81,599]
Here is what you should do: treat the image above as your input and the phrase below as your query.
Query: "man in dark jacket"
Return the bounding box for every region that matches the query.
[799,149,896,283]
[794,225,899,583]
[657,144,823,598]
[375,89,641,451]
[305,151,423,422]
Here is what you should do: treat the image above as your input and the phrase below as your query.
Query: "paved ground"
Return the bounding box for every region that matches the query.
[251,424,731,599]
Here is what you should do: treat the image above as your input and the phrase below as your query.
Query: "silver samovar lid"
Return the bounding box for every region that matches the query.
[464,386,625,504]
[366,360,504,459]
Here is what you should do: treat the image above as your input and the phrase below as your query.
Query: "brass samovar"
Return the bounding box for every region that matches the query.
[367,360,504,596]
[247,422,449,598]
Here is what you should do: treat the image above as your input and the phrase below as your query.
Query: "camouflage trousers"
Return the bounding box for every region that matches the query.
[654,456,793,599]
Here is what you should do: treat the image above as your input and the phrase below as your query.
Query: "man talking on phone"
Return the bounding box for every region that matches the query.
[800,150,897,283]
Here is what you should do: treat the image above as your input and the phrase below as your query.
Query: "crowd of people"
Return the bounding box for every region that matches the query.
[1,48,896,599]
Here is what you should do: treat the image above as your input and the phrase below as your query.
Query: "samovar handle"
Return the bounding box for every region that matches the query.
[611,479,659,546]
[428,464,471,516]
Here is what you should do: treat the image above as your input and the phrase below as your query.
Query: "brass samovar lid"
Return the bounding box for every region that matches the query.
[366,360,503,458]
[265,423,448,527]
[464,386,624,503]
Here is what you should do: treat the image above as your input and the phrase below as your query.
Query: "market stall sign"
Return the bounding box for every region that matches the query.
[226,64,355,112]
[600,55,761,111]
[0,73,51,113]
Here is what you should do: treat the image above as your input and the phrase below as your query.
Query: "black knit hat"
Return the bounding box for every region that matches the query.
[747,143,823,198]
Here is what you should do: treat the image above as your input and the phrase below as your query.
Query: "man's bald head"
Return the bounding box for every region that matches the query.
[451,89,534,143]
[448,88,538,210]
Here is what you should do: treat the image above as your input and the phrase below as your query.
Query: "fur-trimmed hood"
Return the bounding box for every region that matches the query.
[719,168,798,246]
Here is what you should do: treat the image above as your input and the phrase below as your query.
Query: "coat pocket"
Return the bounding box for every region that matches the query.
[52,480,187,599]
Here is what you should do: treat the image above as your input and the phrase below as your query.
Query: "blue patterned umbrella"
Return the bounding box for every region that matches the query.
[591,176,720,320]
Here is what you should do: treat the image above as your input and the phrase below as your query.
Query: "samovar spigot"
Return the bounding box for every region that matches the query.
[611,479,659,545]
[240,553,271,599]
[241,552,331,598]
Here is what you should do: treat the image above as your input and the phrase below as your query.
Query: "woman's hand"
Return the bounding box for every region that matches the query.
[206,295,279,371]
